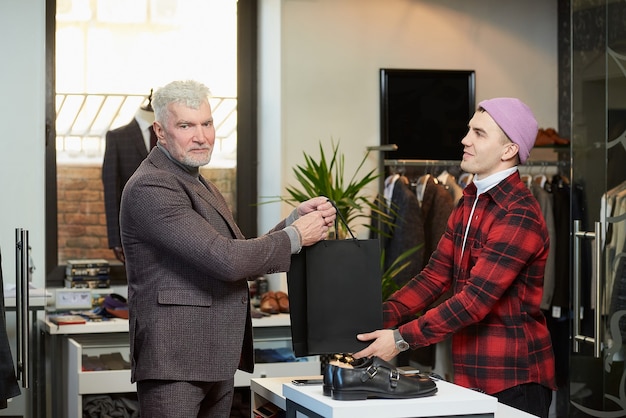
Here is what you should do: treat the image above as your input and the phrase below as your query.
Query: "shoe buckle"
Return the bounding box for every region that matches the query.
[361,365,378,382]
[389,369,400,388]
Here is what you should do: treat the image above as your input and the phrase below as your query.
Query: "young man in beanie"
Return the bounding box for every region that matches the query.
[355,98,556,417]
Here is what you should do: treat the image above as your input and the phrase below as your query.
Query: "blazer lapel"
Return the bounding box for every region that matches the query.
[148,149,245,239]
[196,175,245,239]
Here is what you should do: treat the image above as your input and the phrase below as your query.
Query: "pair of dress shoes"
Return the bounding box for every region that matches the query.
[259,291,289,314]
[323,356,437,400]
[535,128,570,146]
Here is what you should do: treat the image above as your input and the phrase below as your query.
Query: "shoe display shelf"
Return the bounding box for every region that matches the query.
[41,313,318,418]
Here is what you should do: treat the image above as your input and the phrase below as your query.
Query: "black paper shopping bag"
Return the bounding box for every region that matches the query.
[287,250,310,357]
[287,202,383,356]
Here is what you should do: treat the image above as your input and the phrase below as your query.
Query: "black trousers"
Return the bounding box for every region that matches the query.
[493,382,552,418]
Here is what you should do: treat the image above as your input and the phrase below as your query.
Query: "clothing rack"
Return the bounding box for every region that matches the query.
[384,159,569,167]
[379,159,570,193]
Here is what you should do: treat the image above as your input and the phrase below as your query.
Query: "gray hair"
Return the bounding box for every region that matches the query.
[152,80,212,124]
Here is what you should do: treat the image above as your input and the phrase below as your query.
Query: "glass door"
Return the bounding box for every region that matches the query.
[569,0,626,416]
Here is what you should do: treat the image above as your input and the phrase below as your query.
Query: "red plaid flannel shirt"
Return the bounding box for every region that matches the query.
[384,171,556,394]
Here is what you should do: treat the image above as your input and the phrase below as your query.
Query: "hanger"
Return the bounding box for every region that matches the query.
[533,165,548,189]
[141,88,154,112]
[414,174,432,205]
[458,172,473,188]
[533,173,547,189]
[437,169,450,184]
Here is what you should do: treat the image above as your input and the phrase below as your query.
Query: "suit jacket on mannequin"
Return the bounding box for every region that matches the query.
[120,147,294,383]
[102,115,152,250]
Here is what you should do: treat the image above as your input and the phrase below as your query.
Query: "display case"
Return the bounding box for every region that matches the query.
[65,333,134,418]
[42,313,319,418]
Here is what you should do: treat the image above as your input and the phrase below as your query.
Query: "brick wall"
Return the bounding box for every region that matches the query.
[57,164,236,265]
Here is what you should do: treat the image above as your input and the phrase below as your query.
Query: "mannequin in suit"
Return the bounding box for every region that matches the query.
[120,80,335,418]
[102,93,157,263]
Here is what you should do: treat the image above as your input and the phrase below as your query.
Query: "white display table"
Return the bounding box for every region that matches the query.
[250,376,537,418]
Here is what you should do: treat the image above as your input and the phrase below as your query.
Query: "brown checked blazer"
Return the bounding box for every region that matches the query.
[120,147,293,383]
[102,118,149,249]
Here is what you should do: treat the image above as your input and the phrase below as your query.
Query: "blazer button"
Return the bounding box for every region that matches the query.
[241,296,247,304]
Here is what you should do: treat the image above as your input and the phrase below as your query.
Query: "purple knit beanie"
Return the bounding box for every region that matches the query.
[478,97,538,164]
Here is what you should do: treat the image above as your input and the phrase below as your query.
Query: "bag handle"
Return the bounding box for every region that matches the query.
[328,199,357,240]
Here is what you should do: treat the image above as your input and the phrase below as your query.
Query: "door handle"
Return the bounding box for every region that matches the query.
[573,220,602,358]
[15,228,30,389]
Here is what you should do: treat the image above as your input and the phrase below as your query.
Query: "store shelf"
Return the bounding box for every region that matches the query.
[42,317,129,334]
[42,313,289,335]
[67,334,134,392]
[44,311,317,417]
[236,313,319,387]
[64,333,134,418]
[235,360,320,387]
[251,312,291,327]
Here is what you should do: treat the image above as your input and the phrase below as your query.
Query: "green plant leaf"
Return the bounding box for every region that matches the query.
[380,245,421,301]
[260,139,419,291]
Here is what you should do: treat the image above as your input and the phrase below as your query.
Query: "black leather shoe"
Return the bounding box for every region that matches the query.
[331,357,437,400]
[323,363,335,396]
[323,357,397,396]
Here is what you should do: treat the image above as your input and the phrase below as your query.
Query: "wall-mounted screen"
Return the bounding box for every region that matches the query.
[380,69,476,161]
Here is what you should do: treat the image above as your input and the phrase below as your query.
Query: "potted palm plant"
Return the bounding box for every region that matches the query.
[281,140,384,238]
[273,139,420,300]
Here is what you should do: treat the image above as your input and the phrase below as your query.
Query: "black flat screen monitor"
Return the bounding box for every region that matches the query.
[380,69,475,161]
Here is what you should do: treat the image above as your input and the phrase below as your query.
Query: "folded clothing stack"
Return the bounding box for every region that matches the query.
[81,352,130,371]
[254,347,308,363]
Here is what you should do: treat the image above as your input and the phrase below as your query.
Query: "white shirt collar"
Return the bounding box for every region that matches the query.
[473,166,518,195]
